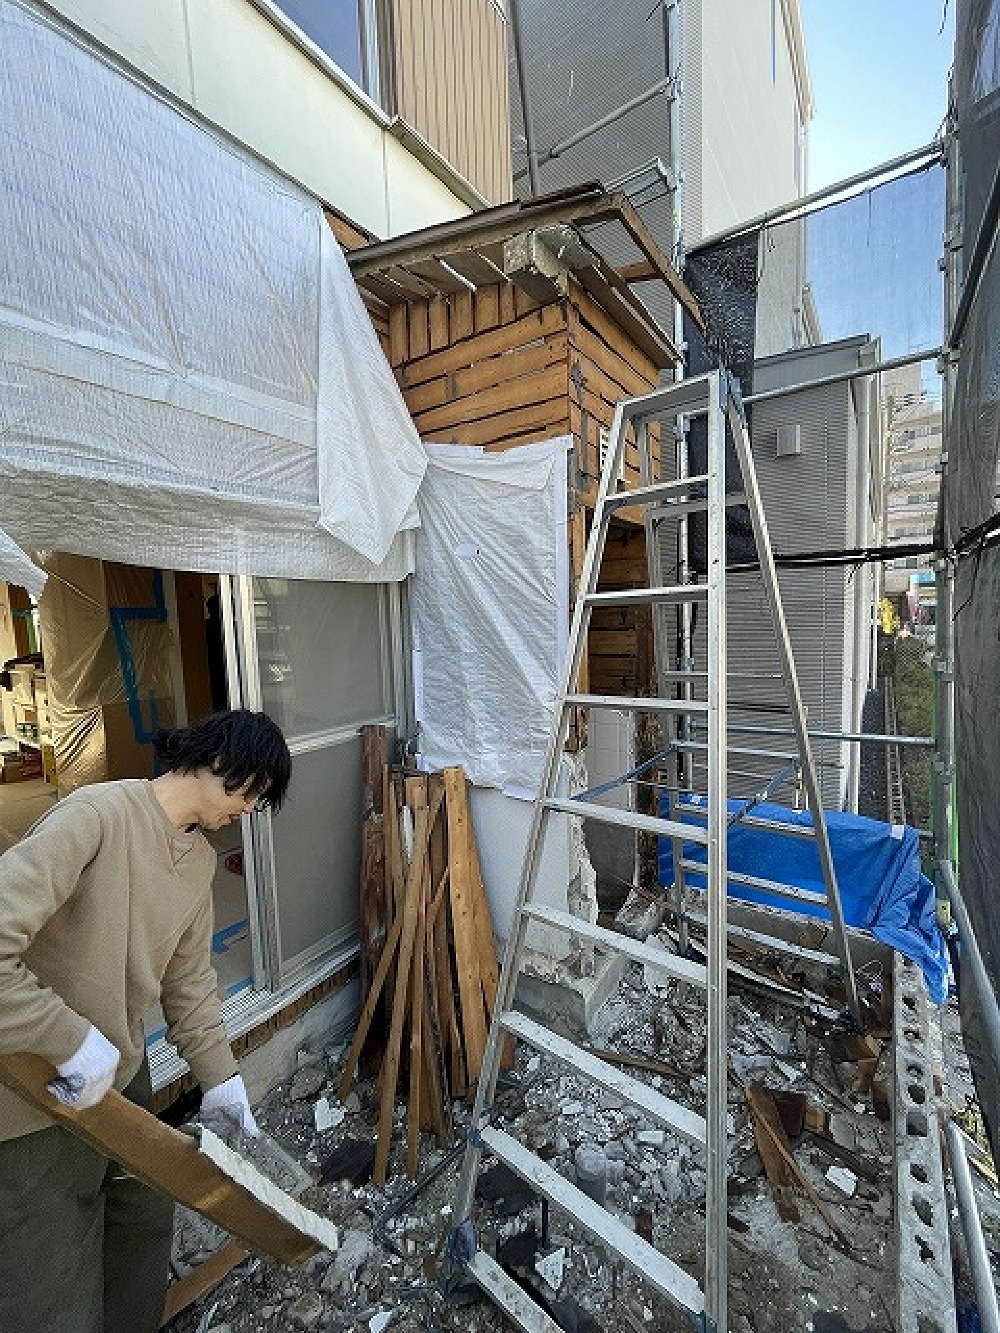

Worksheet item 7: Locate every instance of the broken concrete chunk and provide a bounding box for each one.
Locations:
[369,1310,393,1333]
[636,1128,665,1148]
[535,1246,566,1291]
[313,1097,345,1133]
[825,1164,858,1196]
[289,1066,327,1101]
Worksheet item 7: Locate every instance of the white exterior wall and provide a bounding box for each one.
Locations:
[38,0,473,238]
[684,0,810,244]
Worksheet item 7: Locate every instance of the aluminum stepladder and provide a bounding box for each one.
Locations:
[449,370,860,1333]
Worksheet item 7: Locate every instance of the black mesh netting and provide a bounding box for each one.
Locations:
[946,0,1000,1159]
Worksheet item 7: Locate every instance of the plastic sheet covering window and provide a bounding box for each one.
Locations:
[411,440,570,798]
[0,0,424,589]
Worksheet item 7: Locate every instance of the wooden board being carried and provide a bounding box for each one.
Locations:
[0,1053,338,1265]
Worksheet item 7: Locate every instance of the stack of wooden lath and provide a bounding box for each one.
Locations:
[340,727,505,1184]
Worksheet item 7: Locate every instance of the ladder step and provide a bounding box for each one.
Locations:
[676,858,829,910]
[544,797,710,845]
[649,490,748,522]
[498,1010,707,1146]
[584,586,707,609]
[464,1252,564,1333]
[602,474,711,513]
[674,801,818,841]
[480,1126,705,1317]
[682,908,841,966]
[566,693,709,715]
[522,904,708,987]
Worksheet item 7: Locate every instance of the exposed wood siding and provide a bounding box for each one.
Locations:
[389,0,512,204]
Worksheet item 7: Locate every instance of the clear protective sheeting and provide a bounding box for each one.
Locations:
[0,0,424,588]
[411,439,571,797]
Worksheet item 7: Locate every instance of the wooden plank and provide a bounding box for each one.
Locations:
[399,302,566,389]
[407,303,430,360]
[475,284,501,332]
[451,288,475,341]
[428,293,451,350]
[161,1242,250,1325]
[417,397,570,449]
[499,280,518,325]
[0,1055,330,1264]
[746,1084,801,1222]
[389,303,409,367]
[338,902,405,1100]
[406,852,428,1177]
[413,363,567,435]
[443,249,507,287]
[374,801,430,1185]
[568,281,660,385]
[403,333,568,417]
[570,319,658,402]
[358,727,389,1072]
[442,767,489,1085]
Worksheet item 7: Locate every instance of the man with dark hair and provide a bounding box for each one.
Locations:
[0,708,291,1333]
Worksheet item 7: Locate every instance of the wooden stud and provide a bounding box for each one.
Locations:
[374,802,430,1185]
[399,302,566,389]
[428,294,451,351]
[475,284,501,332]
[441,767,489,1085]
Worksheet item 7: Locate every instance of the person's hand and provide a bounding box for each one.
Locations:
[47,1025,120,1108]
[201,1073,259,1136]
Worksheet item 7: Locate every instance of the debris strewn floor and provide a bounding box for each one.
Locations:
[165,938,916,1333]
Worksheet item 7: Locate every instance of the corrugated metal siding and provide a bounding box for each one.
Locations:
[391,0,512,204]
[655,382,856,809]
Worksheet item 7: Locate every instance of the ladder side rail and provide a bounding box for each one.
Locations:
[723,388,861,1026]
[453,398,635,1223]
[704,371,728,1333]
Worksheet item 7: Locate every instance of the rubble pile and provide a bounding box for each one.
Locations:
[166,958,905,1333]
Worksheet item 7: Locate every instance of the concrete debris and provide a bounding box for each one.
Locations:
[535,1247,566,1291]
[824,1165,858,1197]
[313,1097,345,1133]
[166,952,916,1333]
[289,1065,327,1101]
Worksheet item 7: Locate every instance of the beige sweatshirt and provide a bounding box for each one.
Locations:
[0,778,238,1140]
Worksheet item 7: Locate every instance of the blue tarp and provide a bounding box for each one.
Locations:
[658,795,949,1004]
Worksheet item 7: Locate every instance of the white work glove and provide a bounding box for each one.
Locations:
[47,1024,120,1109]
[201,1073,259,1137]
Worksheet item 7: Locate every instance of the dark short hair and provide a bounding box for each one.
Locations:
[153,710,292,812]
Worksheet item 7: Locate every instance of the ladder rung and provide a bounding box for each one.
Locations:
[676,858,829,910]
[602,474,711,513]
[585,586,708,609]
[673,740,799,761]
[498,1011,707,1145]
[544,797,710,845]
[682,908,841,966]
[674,801,818,841]
[566,693,709,715]
[649,490,747,523]
[464,1252,564,1333]
[522,904,708,987]
[481,1127,705,1315]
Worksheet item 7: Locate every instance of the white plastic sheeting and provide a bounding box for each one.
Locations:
[412,439,570,797]
[0,0,424,589]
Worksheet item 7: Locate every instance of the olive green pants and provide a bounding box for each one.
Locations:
[0,1063,175,1333]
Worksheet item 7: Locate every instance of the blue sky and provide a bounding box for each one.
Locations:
[800,0,956,190]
